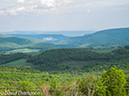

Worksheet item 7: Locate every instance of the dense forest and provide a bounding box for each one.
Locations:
[26,46,129,73]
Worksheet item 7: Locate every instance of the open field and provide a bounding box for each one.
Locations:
[1,59,32,66]
[6,48,40,53]
[59,60,106,69]
[90,49,113,53]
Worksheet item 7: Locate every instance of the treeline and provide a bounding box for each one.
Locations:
[0,66,129,96]
[82,47,129,72]
[0,53,29,65]
[26,47,129,72]
[125,45,129,49]
[26,48,109,71]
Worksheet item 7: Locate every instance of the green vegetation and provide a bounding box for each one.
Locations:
[0,34,76,54]
[0,66,129,96]
[56,28,129,48]
[0,46,129,95]
[58,60,106,70]
[89,49,112,53]
[26,48,109,71]
[78,43,127,49]
[0,66,83,96]
[0,34,46,45]
[0,34,54,53]
[10,34,68,43]
[27,44,57,51]
[27,51,42,56]
[0,42,21,48]
[1,46,129,75]
[0,28,129,95]
[25,47,129,73]
[7,48,40,54]
[0,53,29,65]
[125,45,129,49]
[1,28,129,54]
[0,59,32,67]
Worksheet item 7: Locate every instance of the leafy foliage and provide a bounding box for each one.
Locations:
[102,66,126,96]
[26,47,129,72]
[0,66,128,96]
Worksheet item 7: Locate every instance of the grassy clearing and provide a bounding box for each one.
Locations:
[0,52,42,67]
[59,60,106,68]
[90,49,113,53]
[1,59,33,67]
[7,48,40,53]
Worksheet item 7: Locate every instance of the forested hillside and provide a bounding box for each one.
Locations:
[0,34,76,53]
[10,34,68,43]
[0,34,48,49]
[0,34,61,53]
[26,46,129,73]
[0,34,47,45]
[56,28,129,46]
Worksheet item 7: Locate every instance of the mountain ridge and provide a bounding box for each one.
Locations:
[56,27,129,46]
[0,34,48,49]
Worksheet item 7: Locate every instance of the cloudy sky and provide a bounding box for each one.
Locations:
[0,0,129,33]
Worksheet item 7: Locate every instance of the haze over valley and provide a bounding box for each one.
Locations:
[0,0,129,95]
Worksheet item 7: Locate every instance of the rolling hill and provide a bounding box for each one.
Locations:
[0,34,76,53]
[10,34,69,43]
[56,28,129,47]
[0,34,51,50]
[24,47,129,72]
[1,27,129,51]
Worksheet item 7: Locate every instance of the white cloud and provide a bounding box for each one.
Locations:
[39,0,73,7]
[0,10,5,15]
[17,7,25,11]
[3,0,128,16]
[35,5,37,7]
[17,0,25,4]
[0,10,3,13]
[87,10,90,13]
[43,37,57,41]
[1,0,74,15]
[0,0,74,15]
[7,9,17,15]
[40,0,55,7]
[83,1,129,7]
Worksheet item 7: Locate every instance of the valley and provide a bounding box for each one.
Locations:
[0,28,129,96]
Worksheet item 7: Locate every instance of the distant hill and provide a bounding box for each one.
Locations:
[55,35,89,45]
[0,34,76,52]
[0,34,48,49]
[1,28,129,50]
[10,34,68,43]
[56,28,129,47]
[1,30,93,36]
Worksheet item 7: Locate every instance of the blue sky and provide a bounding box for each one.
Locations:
[0,0,129,34]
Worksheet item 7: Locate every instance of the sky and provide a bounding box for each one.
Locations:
[0,0,129,34]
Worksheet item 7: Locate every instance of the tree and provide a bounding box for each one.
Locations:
[102,66,126,96]
[17,80,41,96]
[79,74,106,96]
